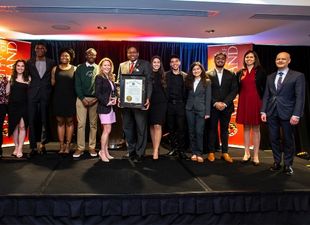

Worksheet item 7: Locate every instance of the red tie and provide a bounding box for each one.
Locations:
[129,62,135,74]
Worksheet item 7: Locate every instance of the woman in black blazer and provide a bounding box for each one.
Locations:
[185,62,211,163]
[236,50,267,166]
[95,57,117,162]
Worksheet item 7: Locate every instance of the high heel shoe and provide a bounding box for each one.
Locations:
[99,150,109,162]
[241,155,251,164]
[252,158,260,166]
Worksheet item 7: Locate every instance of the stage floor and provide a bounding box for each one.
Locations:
[1,143,309,195]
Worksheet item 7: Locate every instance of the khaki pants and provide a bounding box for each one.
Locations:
[76,97,98,151]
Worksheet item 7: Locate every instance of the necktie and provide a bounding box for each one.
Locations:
[129,62,135,74]
[276,72,283,90]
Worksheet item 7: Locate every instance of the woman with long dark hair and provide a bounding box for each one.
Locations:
[8,59,31,158]
[236,50,267,166]
[185,62,211,163]
[148,56,168,160]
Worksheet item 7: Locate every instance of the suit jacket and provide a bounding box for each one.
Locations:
[261,69,305,120]
[207,68,238,114]
[186,79,211,117]
[117,59,152,100]
[95,75,116,114]
[236,66,267,99]
[27,57,55,101]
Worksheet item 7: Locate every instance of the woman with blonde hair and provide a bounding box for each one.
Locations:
[95,57,117,162]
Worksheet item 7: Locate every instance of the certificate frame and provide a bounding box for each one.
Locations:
[119,74,146,109]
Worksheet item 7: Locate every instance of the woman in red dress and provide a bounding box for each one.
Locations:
[236,50,266,166]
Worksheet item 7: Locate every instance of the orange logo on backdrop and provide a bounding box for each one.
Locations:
[0,39,31,146]
[207,44,253,147]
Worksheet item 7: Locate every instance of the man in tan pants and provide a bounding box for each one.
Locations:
[73,48,99,158]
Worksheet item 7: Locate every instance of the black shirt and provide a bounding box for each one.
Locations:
[167,71,185,102]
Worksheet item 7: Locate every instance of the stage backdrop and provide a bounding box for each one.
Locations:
[0,39,31,146]
[208,44,253,147]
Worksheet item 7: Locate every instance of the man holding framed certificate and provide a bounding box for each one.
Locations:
[117,46,152,162]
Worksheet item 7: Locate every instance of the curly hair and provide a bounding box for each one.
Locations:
[185,62,209,90]
[11,59,30,84]
[59,47,75,63]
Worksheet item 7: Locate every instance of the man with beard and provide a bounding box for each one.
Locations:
[73,48,99,158]
[165,54,188,159]
[117,46,152,162]
[27,41,55,156]
[207,52,238,163]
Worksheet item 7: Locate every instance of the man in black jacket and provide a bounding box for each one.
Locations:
[27,41,55,156]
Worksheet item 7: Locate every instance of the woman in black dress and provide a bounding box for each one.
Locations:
[51,48,76,154]
[8,60,31,158]
[149,56,168,160]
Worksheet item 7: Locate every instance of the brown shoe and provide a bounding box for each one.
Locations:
[207,153,215,162]
[73,149,84,158]
[221,153,233,163]
[197,156,204,163]
[191,155,198,161]
[89,148,98,157]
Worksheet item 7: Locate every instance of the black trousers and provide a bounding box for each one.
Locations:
[122,108,148,157]
[208,108,232,153]
[166,102,186,152]
[28,99,49,149]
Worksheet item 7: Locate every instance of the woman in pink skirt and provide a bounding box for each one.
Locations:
[95,57,117,162]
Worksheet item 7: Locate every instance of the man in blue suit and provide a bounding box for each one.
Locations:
[261,52,305,175]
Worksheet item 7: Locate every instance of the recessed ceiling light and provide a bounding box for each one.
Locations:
[205,29,215,34]
[97,26,107,30]
[52,25,71,30]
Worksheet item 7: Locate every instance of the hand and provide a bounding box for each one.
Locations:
[82,98,89,107]
[205,115,210,119]
[261,113,267,122]
[290,116,300,125]
[117,98,121,108]
[88,98,98,106]
[143,98,150,110]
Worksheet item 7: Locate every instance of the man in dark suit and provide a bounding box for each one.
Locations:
[117,46,152,162]
[207,52,238,163]
[261,52,305,175]
[27,41,55,156]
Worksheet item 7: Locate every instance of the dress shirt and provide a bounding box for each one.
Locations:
[274,68,289,89]
[193,77,201,92]
[215,68,223,86]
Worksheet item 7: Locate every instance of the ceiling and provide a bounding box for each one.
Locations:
[1,0,310,45]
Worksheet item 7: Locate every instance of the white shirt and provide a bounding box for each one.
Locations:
[215,68,223,86]
[86,62,95,67]
[274,68,289,89]
[193,77,201,92]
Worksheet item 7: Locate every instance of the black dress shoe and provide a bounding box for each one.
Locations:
[29,149,38,157]
[133,155,143,163]
[167,149,178,156]
[178,152,188,159]
[269,162,281,171]
[283,165,294,176]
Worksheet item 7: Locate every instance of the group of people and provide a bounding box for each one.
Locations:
[0,42,305,176]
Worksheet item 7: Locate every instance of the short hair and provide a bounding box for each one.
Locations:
[85,48,97,55]
[214,52,227,59]
[59,47,75,63]
[170,54,180,61]
[35,40,47,48]
[127,46,138,53]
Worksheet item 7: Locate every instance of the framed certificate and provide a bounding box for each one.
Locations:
[119,74,146,109]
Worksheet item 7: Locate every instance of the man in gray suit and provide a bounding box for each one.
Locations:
[118,46,152,162]
[261,52,305,175]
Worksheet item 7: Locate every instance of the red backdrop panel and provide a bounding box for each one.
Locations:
[0,39,31,146]
[207,44,253,147]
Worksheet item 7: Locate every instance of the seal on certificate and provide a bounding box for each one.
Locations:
[126,95,132,102]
